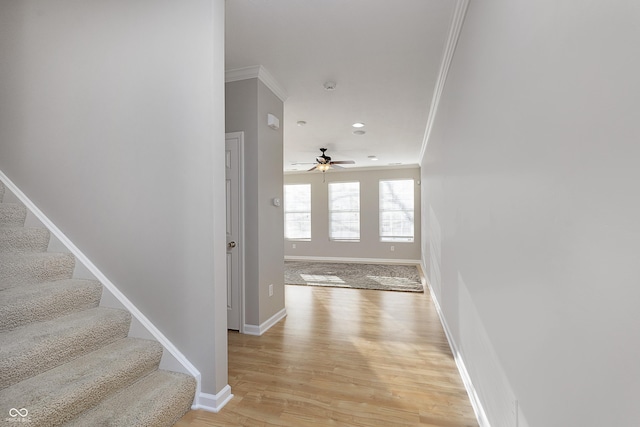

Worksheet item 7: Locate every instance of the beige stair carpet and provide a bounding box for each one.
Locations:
[0,180,195,426]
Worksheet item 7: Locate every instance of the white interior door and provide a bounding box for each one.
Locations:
[225,132,244,331]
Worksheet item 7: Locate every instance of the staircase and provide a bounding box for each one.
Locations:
[0,181,196,426]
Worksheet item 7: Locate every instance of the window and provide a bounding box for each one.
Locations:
[379,179,414,242]
[329,182,360,241]
[284,184,311,240]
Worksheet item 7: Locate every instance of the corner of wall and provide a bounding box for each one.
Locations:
[244,308,287,336]
[192,385,234,413]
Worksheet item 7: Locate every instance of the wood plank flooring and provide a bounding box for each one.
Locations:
[175,285,478,427]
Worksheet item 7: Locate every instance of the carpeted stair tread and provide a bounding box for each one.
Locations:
[0,227,50,253]
[64,370,196,427]
[0,252,75,289]
[0,203,27,226]
[0,307,131,389]
[0,279,102,332]
[0,338,163,427]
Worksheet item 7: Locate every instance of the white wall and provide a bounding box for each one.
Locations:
[284,167,421,262]
[0,0,228,396]
[226,78,285,327]
[422,1,640,426]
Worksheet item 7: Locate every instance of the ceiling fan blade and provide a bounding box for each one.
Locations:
[330,160,355,165]
[331,164,345,169]
[307,165,318,172]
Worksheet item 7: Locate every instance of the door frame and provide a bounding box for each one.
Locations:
[226,131,246,333]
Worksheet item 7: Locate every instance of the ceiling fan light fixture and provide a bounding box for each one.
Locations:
[323,81,337,91]
[308,148,355,177]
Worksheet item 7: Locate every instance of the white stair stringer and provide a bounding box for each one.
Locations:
[0,178,197,425]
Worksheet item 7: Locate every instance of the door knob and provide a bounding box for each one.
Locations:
[228,241,237,249]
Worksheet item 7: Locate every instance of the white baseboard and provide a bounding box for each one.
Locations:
[0,171,209,407]
[192,385,233,413]
[285,255,421,265]
[244,307,287,336]
[423,274,491,427]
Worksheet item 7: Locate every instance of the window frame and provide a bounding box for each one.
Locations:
[328,181,361,242]
[283,183,312,241]
[379,179,415,243]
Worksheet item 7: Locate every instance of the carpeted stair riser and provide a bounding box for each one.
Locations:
[0,307,131,390]
[0,227,50,252]
[0,203,27,226]
[0,252,75,290]
[0,279,103,332]
[64,370,197,427]
[0,338,163,427]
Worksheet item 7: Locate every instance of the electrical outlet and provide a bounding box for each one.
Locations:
[390,246,395,252]
[269,284,274,297]
[292,243,296,249]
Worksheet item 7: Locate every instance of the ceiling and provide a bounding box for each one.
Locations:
[225,0,456,172]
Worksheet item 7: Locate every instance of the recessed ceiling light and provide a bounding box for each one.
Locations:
[353,130,366,135]
[352,122,365,128]
[297,120,307,126]
[368,155,378,161]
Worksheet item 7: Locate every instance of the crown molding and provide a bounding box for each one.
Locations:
[419,0,470,163]
[225,65,288,102]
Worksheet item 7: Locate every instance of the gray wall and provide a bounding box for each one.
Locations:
[0,0,228,394]
[226,78,285,326]
[421,1,640,426]
[284,167,421,261]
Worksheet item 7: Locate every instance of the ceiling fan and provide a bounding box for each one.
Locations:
[306,148,355,172]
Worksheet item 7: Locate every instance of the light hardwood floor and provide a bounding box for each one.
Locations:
[176,285,478,427]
